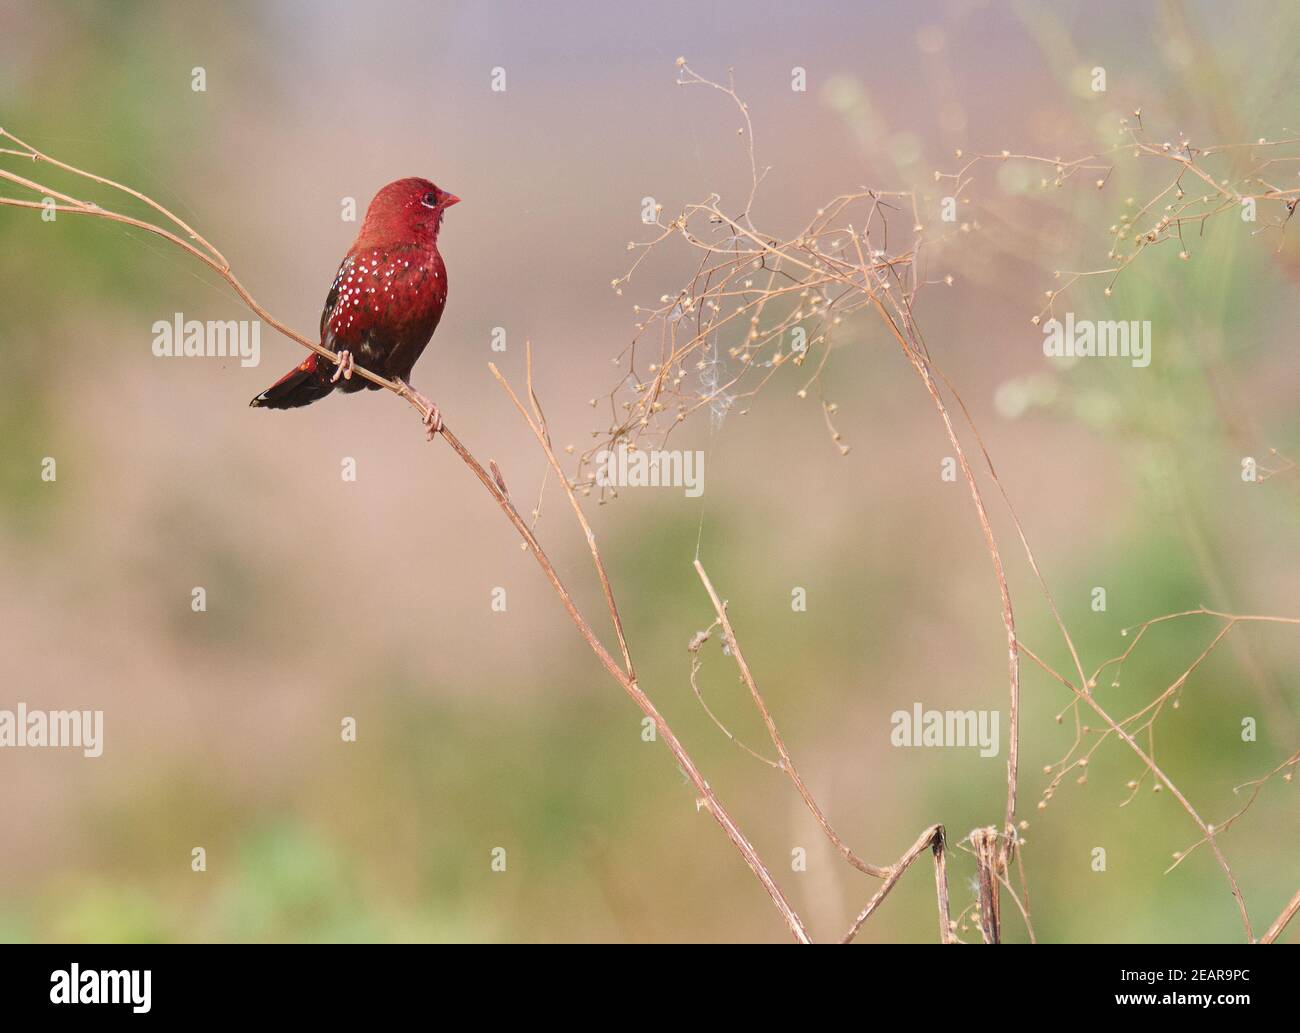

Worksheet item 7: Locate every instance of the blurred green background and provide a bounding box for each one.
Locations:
[0,0,1296,943]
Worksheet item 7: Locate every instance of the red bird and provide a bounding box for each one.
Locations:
[250,177,458,435]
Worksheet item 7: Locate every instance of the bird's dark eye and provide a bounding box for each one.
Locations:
[421,191,438,208]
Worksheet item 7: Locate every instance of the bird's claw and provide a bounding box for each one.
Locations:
[330,350,355,383]
[423,404,443,440]
[396,380,442,439]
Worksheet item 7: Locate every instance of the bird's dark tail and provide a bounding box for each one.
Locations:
[249,354,336,410]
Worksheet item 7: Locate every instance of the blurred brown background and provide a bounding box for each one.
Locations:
[0,0,1297,942]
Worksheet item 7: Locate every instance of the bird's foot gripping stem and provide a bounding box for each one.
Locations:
[399,381,442,439]
[330,350,355,383]
[423,405,443,440]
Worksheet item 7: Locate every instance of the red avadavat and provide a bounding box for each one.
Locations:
[250,177,458,434]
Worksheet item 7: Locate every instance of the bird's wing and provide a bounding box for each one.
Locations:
[319,254,357,351]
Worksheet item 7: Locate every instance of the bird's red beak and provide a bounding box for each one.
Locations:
[443,192,461,208]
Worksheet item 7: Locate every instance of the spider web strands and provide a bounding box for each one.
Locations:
[589,192,925,478]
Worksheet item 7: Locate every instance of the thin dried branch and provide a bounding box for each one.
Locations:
[839,824,953,945]
[686,621,782,768]
[969,827,1002,945]
[1261,887,1300,944]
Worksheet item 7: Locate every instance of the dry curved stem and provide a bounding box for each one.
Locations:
[1001,850,1037,944]
[494,344,636,680]
[686,621,782,768]
[1,128,813,944]
[839,824,953,945]
[969,827,1002,944]
[692,560,956,941]
[694,559,891,879]
[673,61,766,230]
